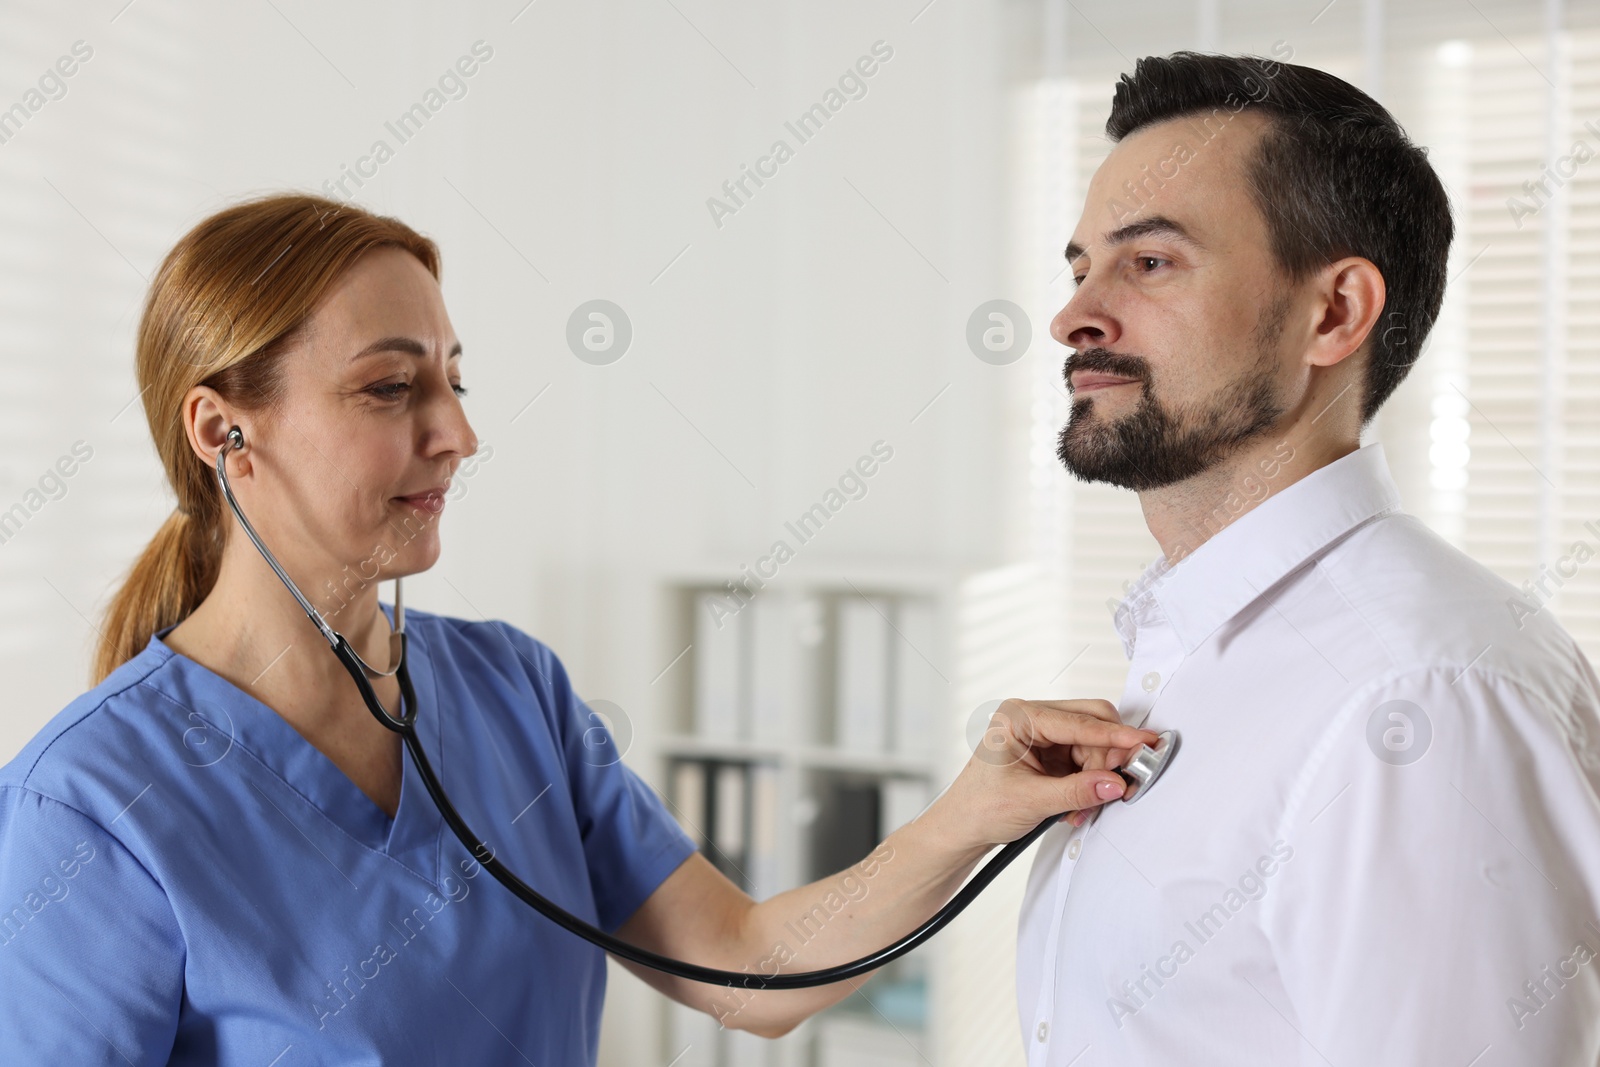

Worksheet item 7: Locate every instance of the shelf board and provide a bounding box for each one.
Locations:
[796,745,934,776]
[658,733,787,763]
[662,561,957,594]
[659,733,936,777]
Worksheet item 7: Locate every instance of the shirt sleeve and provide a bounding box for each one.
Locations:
[496,623,698,932]
[0,785,184,1065]
[1263,666,1600,1065]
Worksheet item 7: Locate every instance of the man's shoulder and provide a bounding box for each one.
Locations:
[1313,509,1589,694]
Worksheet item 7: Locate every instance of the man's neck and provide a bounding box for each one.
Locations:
[1139,427,1360,564]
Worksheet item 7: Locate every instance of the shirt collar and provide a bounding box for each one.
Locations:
[1112,442,1403,658]
[1112,553,1176,659]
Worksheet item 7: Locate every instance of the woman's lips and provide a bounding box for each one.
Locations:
[393,489,447,514]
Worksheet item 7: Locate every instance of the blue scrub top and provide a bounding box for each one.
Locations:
[0,607,698,1065]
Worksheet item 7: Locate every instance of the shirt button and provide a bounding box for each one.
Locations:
[1037,1021,1049,1042]
[1141,670,1161,692]
[1066,838,1082,860]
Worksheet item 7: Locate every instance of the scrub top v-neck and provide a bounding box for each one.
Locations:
[0,607,698,1066]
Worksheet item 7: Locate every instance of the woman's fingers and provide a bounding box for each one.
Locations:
[977,700,1158,779]
[1027,767,1127,816]
[1071,744,1141,773]
[944,697,1163,849]
[1025,697,1126,723]
[995,698,1159,754]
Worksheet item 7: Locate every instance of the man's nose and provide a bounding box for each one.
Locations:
[1052,287,1121,351]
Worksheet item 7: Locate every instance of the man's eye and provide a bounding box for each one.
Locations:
[1136,256,1168,272]
[1072,276,1086,287]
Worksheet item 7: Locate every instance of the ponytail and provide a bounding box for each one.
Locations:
[90,194,440,683]
[93,508,222,683]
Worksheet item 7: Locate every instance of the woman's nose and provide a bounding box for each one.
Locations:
[426,377,478,461]
[446,401,479,461]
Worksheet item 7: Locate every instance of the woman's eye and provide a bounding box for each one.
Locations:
[365,378,466,400]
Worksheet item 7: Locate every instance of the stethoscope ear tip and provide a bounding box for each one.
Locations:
[225,426,245,451]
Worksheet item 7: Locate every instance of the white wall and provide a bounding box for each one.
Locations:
[0,2,1021,1062]
[0,0,1020,747]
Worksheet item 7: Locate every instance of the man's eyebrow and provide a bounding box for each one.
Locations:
[349,336,464,361]
[1064,215,1207,267]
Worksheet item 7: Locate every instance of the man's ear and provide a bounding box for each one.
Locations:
[183,386,249,475]
[1307,256,1386,369]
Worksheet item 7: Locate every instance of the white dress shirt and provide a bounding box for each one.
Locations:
[1017,442,1600,1066]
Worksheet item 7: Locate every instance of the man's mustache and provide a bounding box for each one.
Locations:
[1063,348,1150,392]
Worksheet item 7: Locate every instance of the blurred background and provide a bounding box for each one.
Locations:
[2,0,1598,1063]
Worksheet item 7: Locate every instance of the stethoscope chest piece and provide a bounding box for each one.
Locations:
[1118,729,1180,803]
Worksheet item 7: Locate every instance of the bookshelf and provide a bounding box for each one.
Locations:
[655,569,957,1067]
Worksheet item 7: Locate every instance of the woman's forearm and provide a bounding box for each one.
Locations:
[710,800,993,1037]
[623,702,1156,1037]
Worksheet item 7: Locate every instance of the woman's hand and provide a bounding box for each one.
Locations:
[931,698,1161,852]
[615,696,1158,1037]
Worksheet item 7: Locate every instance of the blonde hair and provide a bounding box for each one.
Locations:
[92,194,440,684]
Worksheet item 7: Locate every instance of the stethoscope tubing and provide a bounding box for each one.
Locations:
[215,427,1066,990]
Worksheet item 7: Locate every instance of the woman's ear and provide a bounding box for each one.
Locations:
[183,386,248,475]
[1307,256,1386,369]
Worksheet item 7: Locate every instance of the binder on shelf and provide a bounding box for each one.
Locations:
[712,763,746,861]
[668,761,707,846]
[891,598,940,758]
[693,591,745,743]
[747,763,781,899]
[663,578,950,1065]
[811,779,881,882]
[793,594,829,746]
[835,597,890,753]
[748,592,793,747]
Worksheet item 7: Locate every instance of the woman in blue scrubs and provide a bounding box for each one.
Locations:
[0,194,1156,1065]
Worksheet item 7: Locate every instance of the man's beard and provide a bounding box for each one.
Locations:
[1056,300,1289,492]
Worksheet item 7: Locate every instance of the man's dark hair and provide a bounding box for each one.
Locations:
[1106,52,1454,426]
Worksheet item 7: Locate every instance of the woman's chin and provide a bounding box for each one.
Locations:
[381,543,442,581]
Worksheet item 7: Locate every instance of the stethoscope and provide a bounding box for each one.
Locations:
[214,426,1180,990]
